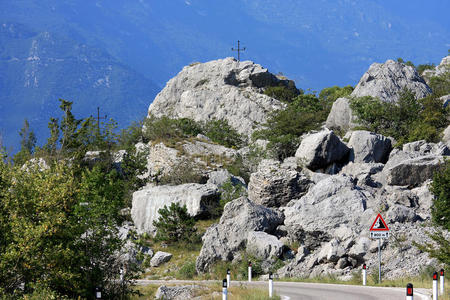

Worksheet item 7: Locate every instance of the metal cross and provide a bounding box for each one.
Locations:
[231,40,246,61]
[91,107,107,132]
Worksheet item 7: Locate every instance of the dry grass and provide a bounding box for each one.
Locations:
[133,283,280,300]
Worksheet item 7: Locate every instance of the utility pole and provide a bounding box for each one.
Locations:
[231,40,246,61]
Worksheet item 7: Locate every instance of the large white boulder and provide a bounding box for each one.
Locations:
[195,197,284,273]
[131,183,220,234]
[347,130,392,163]
[248,159,310,207]
[147,57,289,137]
[295,129,349,171]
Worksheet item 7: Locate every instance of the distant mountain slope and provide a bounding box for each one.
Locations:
[0,0,448,151]
[0,22,158,150]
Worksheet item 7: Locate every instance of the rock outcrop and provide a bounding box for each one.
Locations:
[131,183,220,234]
[326,60,432,130]
[347,131,392,163]
[196,197,284,273]
[147,57,288,137]
[248,159,310,207]
[422,55,450,82]
[351,60,432,102]
[283,175,368,243]
[385,155,445,186]
[295,129,349,171]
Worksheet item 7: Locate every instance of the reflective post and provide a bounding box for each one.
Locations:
[269,272,273,298]
[222,279,228,300]
[95,287,102,299]
[362,263,367,286]
[406,283,413,300]
[433,272,438,300]
[227,269,231,288]
[248,262,252,282]
[440,269,444,296]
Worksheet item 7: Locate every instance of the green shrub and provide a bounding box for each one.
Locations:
[416,63,435,75]
[318,85,353,110]
[153,202,198,244]
[264,85,300,103]
[177,259,197,279]
[203,119,244,148]
[349,89,449,146]
[156,159,205,185]
[143,116,203,142]
[253,93,327,159]
[223,154,251,184]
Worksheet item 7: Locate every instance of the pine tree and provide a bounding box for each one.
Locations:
[153,202,197,243]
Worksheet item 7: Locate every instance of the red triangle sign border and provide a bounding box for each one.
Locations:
[369,213,390,231]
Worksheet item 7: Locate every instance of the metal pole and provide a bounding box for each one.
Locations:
[406,283,413,300]
[362,264,367,286]
[440,269,445,296]
[269,272,273,298]
[222,279,228,300]
[378,239,381,283]
[433,272,438,300]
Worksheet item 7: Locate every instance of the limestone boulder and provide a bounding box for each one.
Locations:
[295,129,350,171]
[246,231,285,260]
[284,175,368,245]
[347,130,392,163]
[131,183,220,234]
[384,155,445,186]
[351,59,432,102]
[147,57,289,137]
[155,285,201,300]
[248,159,311,207]
[196,197,284,273]
[402,140,450,156]
[150,251,173,267]
[325,97,356,131]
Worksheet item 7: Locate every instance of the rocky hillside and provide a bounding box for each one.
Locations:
[130,57,449,281]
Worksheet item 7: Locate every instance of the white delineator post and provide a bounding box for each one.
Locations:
[433,272,438,300]
[406,283,413,300]
[222,279,228,300]
[362,263,367,286]
[248,262,252,282]
[269,272,273,298]
[227,269,231,288]
[440,269,445,296]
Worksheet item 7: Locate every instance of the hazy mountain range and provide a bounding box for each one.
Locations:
[1,0,448,151]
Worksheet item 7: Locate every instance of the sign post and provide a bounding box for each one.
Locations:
[369,213,390,283]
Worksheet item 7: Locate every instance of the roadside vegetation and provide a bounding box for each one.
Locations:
[1,99,147,299]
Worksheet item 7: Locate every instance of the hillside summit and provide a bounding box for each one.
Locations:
[131,56,449,282]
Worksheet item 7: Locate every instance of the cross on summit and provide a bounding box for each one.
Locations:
[231,40,246,62]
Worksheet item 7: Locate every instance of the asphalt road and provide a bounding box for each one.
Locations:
[137,280,431,300]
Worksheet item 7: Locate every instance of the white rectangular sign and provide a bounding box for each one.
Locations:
[370,231,389,239]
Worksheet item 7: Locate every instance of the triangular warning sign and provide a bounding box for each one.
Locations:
[369,213,389,231]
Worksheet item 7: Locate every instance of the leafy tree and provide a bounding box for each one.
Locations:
[396,57,415,67]
[153,203,197,244]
